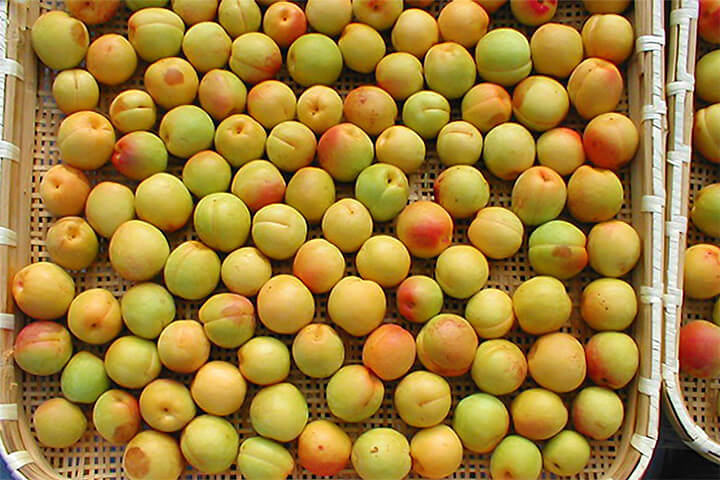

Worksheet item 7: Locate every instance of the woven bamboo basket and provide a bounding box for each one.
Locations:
[663,0,720,464]
[0,0,665,478]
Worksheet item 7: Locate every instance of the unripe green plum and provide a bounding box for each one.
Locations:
[250,383,308,442]
[351,428,411,480]
[163,241,221,300]
[61,351,110,404]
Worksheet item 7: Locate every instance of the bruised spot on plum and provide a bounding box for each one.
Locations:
[71,22,88,45]
[113,422,136,443]
[164,68,184,86]
[124,447,150,477]
[553,245,572,258]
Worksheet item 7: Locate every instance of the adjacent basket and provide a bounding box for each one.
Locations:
[663,0,720,463]
[0,1,665,478]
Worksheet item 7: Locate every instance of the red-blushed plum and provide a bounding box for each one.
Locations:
[396,201,453,258]
[679,320,720,378]
[511,0,558,26]
[231,160,285,212]
[14,321,72,376]
[262,1,307,48]
[228,32,282,84]
[112,131,168,181]
[461,83,513,133]
[317,123,374,182]
[583,112,639,170]
[298,420,352,477]
[362,324,416,380]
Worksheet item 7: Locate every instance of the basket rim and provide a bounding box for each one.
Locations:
[662,0,720,464]
[0,1,665,479]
